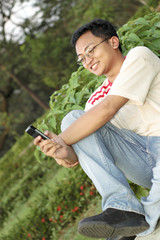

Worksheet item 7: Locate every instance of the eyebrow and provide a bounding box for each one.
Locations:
[77,42,94,57]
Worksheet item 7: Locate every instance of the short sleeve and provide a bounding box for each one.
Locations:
[108,46,160,105]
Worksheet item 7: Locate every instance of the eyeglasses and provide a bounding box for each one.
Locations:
[77,38,108,66]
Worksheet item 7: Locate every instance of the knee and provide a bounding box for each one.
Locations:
[61,110,85,131]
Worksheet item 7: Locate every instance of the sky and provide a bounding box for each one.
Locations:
[4,0,40,41]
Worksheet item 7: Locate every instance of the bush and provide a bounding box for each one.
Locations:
[37,13,160,155]
[118,12,160,56]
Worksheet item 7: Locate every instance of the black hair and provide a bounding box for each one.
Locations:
[71,19,122,52]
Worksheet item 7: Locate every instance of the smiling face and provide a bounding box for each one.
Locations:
[75,31,124,81]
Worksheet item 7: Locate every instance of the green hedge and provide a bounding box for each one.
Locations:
[118,12,160,56]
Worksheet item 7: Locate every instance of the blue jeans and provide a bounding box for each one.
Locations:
[61,110,160,236]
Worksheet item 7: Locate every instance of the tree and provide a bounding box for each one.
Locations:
[0,41,50,154]
[0,0,51,155]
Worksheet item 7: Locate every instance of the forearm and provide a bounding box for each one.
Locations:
[59,95,128,145]
[59,106,111,145]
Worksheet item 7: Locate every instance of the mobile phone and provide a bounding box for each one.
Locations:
[25,125,50,140]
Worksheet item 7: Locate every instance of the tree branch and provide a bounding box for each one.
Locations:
[0,65,49,110]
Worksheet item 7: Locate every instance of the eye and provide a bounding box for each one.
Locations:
[86,47,94,56]
[77,56,85,65]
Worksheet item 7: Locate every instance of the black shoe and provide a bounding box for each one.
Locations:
[107,236,136,240]
[78,208,149,238]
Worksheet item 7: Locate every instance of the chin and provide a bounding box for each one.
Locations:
[93,72,103,76]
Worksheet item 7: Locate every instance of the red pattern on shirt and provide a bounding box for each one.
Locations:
[88,80,112,105]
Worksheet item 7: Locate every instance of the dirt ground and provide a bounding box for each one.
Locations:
[136,221,160,240]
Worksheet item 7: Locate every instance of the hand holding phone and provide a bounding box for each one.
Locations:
[25,125,50,140]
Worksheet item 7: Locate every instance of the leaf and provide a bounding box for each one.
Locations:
[86,79,97,88]
[53,110,64,115]
[49,116,57,130]
[131,25,145,34]
[38,123,49,130]
[118,25,131,34]
[75,92,83,104]
[34,149,42,164]
[71,105,84,110]
[128,33,141,42]
[154,21,160,28]
[134,17,149,26]
[139,29,153,37]
[152,30,160,38]
[69,96,76,104]
[145,43,160,52]
[151,39,160,48]
[69,76,80,89]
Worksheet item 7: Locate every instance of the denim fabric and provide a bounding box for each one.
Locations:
[61,110,160,236]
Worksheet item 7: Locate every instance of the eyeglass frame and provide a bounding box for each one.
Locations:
[77,37,109,66]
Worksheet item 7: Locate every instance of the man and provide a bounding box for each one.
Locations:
[34,19,160,240]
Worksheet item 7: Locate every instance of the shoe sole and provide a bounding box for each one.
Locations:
[78,221,148,238]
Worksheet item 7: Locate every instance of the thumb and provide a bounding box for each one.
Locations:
[44,130,57,139]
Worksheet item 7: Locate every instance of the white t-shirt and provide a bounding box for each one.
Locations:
[85,46,160,136]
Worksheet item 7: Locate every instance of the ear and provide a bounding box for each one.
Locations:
[109,36,120,50]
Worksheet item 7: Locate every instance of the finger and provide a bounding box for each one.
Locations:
[44,144,61,155]
[47,145,62,157]
[44,131,57,139]
[56,160,75,168]
[40,142,62,157]
[55,158,69,167]
[33,136,42,146]
[39,140,58,151]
